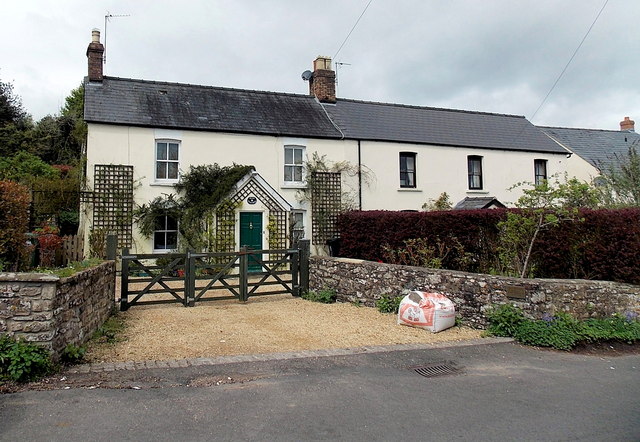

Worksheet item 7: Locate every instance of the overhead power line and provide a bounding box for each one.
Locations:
[529,0,609,122]
[333,0,374,60]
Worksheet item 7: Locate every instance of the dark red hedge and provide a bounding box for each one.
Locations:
[337,208,640,285]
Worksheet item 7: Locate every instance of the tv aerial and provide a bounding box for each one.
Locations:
[103,11,130,64]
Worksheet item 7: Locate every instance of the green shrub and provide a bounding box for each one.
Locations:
[0,335,53,382]
[486,304,526,337]
[60,343,86,364]
[302,288,336,304]
[513,317,579,351]
[376,294,402,314]
[486,304,640,350]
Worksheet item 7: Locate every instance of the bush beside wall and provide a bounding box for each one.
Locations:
[337,208,640,285]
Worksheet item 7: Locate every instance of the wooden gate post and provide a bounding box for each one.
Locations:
[291,249,300,297]
[120,248,129,311]
[298,239,310,296]
[106,234,118,260]
[185,250,196,307]
[239,247,249,302]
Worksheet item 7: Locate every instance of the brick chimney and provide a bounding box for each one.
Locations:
[620,116,635,132]
[309,56,336,103]
[86,29,104,82]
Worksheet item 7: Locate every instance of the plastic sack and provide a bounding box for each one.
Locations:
[397,291,456,333]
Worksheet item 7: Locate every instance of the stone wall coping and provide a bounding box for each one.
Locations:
[0,272,59,282]
[312,256,640,289]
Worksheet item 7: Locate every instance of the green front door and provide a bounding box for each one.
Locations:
[239,212,263,272]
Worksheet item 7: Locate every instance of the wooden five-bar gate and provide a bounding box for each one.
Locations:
[119,240,310,310]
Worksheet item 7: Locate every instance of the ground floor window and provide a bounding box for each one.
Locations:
[154,215,178,251]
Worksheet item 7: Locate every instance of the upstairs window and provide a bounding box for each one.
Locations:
[154,215,178,251]
[534,159,548,186]
[284,145,305,183]
[399,152,416,188]
[156,140,180,181]
[468,155,483,190]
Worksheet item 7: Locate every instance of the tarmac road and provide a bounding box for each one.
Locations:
[1,341,638,441]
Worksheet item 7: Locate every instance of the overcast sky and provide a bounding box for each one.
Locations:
[1,0,637,130]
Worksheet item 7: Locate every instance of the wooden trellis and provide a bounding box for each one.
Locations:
[216,179,289,253]
[311,171,341,244]
[92,165,134,248]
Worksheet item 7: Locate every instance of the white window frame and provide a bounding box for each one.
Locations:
[284,145,305,184]
[155,139,180,183]
[153,215,178,252]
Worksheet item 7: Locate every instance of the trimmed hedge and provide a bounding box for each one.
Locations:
[337,208,640,285]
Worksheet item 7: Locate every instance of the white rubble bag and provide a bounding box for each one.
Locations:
[397,291,456,332]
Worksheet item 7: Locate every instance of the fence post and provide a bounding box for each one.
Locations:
[185,250,196,307]
[299,239,310,296]
[120,247,129,311]
[106,234,118,260]
[239,247,248,302]
[291,249,300,297]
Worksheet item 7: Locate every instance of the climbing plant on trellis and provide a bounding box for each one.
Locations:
[91,164,134,249]
[311,171,341,244]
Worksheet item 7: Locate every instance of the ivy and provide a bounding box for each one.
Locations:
[134,164,254,250]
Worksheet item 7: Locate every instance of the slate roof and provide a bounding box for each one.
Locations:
[324,99,566,153]
[453,197,506,210]
[539,126,640,171]
[84,76,566,154]
[84,77,342,139]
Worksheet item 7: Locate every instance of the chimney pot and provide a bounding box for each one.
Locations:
[620,116,635,132]
[309,56,336,103]
[86,29,104,82]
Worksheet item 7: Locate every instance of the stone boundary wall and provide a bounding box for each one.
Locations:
[0,261,116,360]
[310,257,640,327]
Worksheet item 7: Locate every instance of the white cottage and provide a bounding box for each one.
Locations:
[81,30,572,255]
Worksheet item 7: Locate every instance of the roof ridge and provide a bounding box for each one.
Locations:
[102,76,315,100]
[336,97,527,119]
[538,125,637,134]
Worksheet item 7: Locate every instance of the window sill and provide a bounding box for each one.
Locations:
[467,190,489,195]
[281,183,307,189]
[397,188,422,192]
[150,181,178,187]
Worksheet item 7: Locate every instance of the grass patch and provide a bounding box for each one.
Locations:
[91,315,127,345]
[37,258,104,278]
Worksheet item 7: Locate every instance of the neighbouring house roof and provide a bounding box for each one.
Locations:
[453,197,506,210]
[539,126,640,172]
[324,99,566,154]
[84,76,566,154]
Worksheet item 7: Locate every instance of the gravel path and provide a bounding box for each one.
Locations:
[87,293,484,363]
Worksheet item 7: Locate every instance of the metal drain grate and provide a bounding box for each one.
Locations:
[411,362,461,378]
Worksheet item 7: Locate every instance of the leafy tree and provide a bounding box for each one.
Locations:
[422,192,453,211]
[498,177,594,278]
[0,78,28,126]
[0,151,59,183]
[597,146,640,207]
